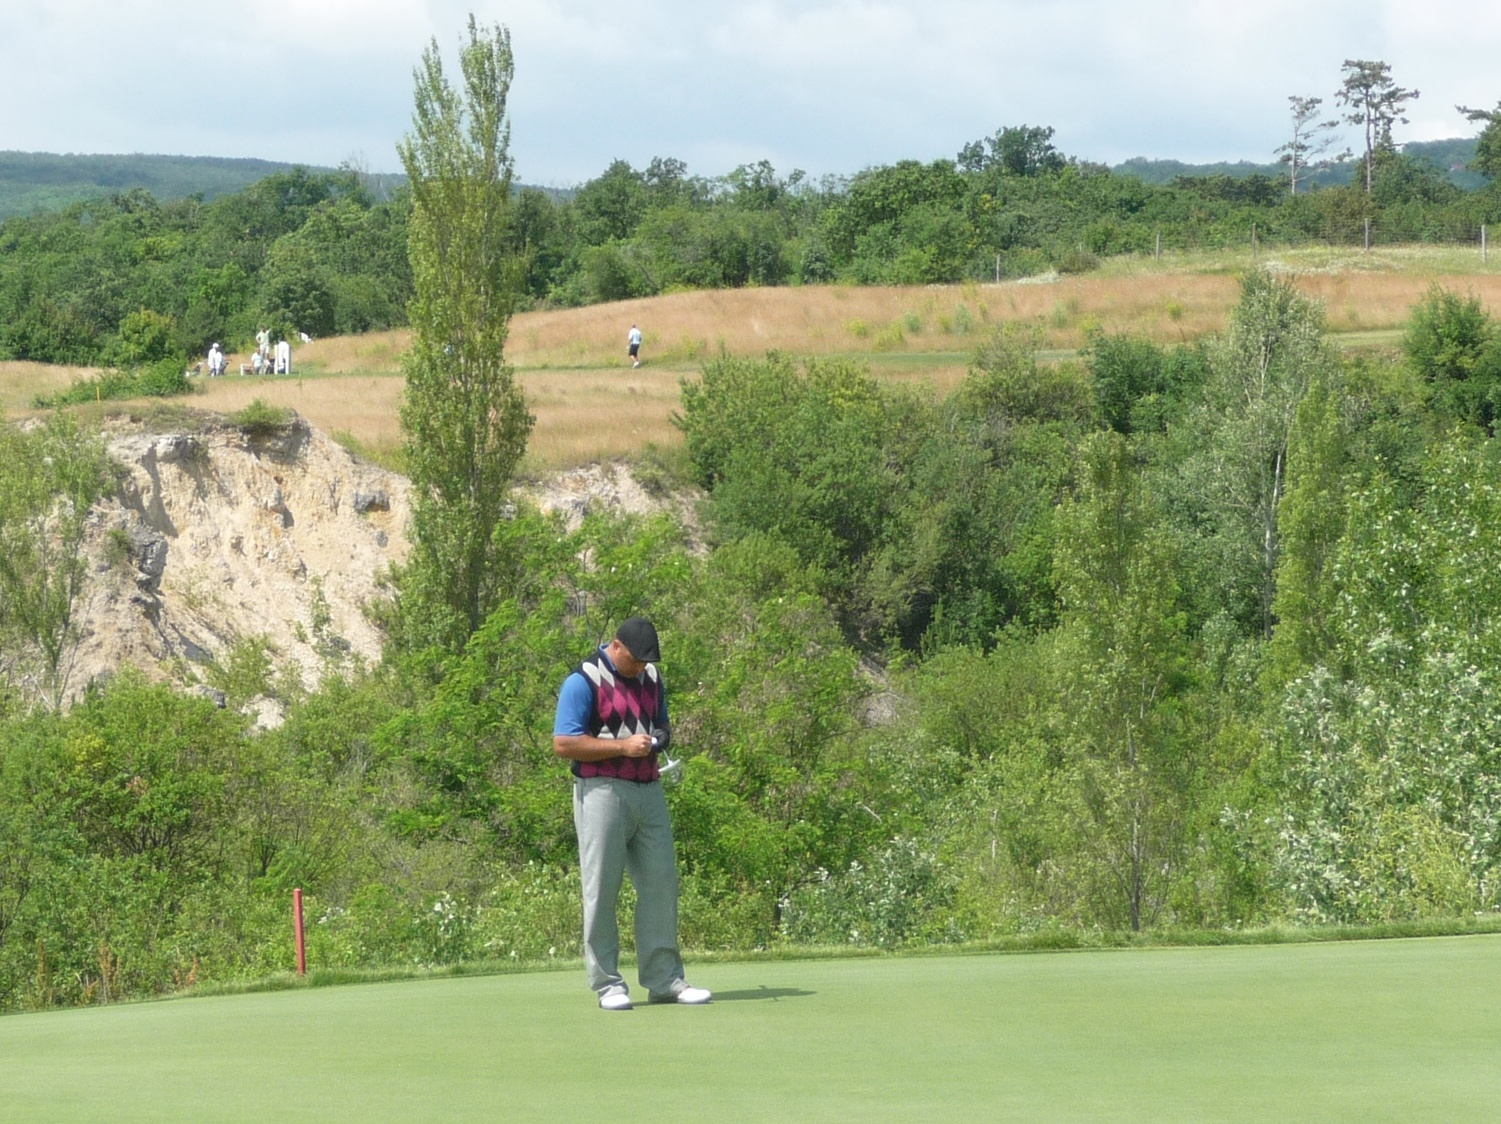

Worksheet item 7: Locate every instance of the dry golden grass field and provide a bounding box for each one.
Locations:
[0,361,94,412]
[9,247,1501,471]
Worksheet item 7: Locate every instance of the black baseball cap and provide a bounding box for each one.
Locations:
[615,617,661,662]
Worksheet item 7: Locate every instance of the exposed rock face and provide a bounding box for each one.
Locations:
[521,462,699,544]
[67,413,411,699]
[352,489,390,514]
[57,414,694,704]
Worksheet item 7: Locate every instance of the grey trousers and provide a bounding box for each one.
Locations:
[573,776,684,996]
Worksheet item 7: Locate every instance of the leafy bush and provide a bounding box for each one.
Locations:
[1273,436,1501,922]
[781,838,961,947]
[966,323,1094,426]
[630,441,694,498]
[1055,246,1100,274]
[231,397,294,435]
[0,413,113,705]
[33,358,191,408]
[1403,285,1501,429]
[1088,333,1209,434]
[115,309,176,365]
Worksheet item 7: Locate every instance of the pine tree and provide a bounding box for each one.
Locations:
[1336,60,1418,194]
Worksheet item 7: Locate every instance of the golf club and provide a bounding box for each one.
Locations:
[653,733,681,783]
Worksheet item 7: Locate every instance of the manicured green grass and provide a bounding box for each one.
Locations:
[3,935,1499,1121]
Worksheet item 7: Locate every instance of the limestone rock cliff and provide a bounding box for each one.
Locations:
[67,413,410,699]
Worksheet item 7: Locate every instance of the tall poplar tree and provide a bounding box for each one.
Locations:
[1054,432,1192,932]
[397,17,534,650]
[1181,272,1332,638]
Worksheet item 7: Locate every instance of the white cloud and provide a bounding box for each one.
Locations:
[1,0,1496,180]
[244,0,432,52]
[707,1,915,66]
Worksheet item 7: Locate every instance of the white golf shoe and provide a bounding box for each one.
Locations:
[651,982,711,1005]
[598,988,632,1011]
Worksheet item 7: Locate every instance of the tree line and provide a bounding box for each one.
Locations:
[4,59,1501,368]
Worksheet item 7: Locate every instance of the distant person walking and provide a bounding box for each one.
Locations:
[206,342,225,378]
[627,324,642,368]
[255,327,271,365]
[274,339,292,375]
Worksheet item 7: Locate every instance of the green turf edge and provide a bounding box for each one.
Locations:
[61,910,1490,1016]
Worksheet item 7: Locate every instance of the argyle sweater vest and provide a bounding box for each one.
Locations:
[572,651,663,782]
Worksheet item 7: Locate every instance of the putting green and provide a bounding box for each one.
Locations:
[3,936,1498,1121]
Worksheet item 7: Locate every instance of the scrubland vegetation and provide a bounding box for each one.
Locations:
[6,38,1501,1017]
[5,269,1501,1011]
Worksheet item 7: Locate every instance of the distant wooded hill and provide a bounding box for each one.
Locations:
[0,152,585,219]
[3,139,1483,222]
[1114,138,1485,191]
[0,152,409,219]
[0,153,329,218]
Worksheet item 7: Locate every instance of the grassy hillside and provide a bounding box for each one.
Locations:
[9,248,1495,470]
[3,938,1499,1121]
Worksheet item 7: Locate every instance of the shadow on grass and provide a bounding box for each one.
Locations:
[710,986,815,1003]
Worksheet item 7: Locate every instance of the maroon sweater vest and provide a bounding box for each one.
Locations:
[573,651,663,782]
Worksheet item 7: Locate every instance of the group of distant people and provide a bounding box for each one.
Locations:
[196,328,308,377]
[202,324,643,378]
[250,328,294,376]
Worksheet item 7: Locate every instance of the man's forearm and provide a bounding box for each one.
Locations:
[553,735,639,762]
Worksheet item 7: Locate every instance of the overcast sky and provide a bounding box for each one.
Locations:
[4,1,1500,186]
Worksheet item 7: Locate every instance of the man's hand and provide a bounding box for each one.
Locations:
[617,733,653,758]
[553,732,654,762]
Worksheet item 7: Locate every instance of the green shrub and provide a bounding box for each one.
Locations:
[136,357,192,397]
[232,398,294,435]
[115,309,176,365]
[872,322,906,351]
[1403,285,1501,429]
[631,441,694,498]
[966,323,1094,425]
[33,358,191,408]
[1405,285,1493,382]
[205,636,278,707]
[781,838,961,947]
[1056,247,1100,274]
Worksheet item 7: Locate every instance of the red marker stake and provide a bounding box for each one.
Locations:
[293,888,307,977]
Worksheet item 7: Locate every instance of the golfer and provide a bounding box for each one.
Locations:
[553,617,710,1010]
[627,324,643,368]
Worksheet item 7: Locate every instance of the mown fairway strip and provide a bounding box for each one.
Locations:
[2,935,1498,1122]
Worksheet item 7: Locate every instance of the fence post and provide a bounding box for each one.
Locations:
[1364,217,1371,253]
[293,888,307,976]
[1155,230,1161,260]
[1484,224,1488,264]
